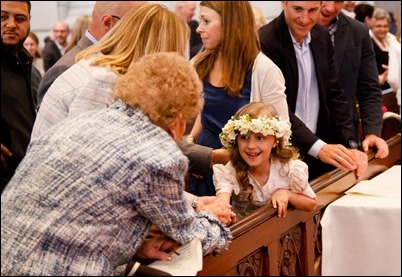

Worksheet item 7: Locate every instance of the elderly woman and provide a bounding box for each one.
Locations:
[1,52,232,276]
[370,7,397,92]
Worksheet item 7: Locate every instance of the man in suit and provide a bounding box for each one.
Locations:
[318,1,388,159]
[41,21,69,71]
[37,1,146,107]
[259,1,368,181]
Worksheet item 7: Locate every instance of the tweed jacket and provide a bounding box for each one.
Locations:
[1,102,232,276]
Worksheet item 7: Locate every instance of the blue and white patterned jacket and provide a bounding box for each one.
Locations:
[1,101,231,276]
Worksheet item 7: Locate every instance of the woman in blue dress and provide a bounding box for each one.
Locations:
[187,1,289,196]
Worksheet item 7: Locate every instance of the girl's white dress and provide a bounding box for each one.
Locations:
[213,159,316,217]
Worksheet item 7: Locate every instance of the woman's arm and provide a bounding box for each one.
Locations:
[187,113,202,142]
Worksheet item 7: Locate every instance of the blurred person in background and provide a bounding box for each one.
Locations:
[342,1,355,18]
[64,14,92,53]
[370,8,397,94]
[354,3,375,29]
[252,5,267,30]
[175,1,203,59]
[24,31,44,75]
[42,20,69,71]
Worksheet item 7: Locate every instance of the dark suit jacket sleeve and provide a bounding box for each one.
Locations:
[42,40,62,72]
[178,141,212,176]
[30,65,42,109]
[356,29,383,136]
[335,14,383,137]
[310,26,357,146]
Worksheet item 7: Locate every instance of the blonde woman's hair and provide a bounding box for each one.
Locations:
[114,52,204,131]
[76,3,190,75]
[65,14,92,53]
[230,102,299,201]
[193,1,260,97]
[252,6,267,30]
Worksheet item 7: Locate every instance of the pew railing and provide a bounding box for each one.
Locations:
[198,134,401,276]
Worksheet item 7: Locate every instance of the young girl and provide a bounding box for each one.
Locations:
[213,102,317,220]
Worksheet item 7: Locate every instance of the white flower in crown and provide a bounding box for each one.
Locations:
[219,114,292,149]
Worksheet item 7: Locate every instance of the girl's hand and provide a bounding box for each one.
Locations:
[270,189,290,218]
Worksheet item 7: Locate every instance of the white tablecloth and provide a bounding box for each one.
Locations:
[321,165,401,276]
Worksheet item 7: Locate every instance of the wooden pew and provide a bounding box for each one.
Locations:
[198,134,401,276]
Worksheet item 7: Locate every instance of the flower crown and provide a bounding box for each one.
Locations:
[219,114,292,148]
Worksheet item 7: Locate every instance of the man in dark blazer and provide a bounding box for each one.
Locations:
[318,1,388,159]
[258,1,368,181]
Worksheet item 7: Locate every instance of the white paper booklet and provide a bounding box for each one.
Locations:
[147,237,203,276]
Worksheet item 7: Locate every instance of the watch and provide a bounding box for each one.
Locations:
[348,139,359,149]
[191,196,198,209]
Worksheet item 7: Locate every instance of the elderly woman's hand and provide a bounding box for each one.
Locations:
[135,235,179,261]
[196,196,236,226]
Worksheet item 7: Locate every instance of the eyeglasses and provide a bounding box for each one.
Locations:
[111,15,121,20]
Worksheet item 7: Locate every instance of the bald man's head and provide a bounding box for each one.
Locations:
[90,1,148,40]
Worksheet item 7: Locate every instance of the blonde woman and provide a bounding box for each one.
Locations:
[33,3,189,138]
[187,1,288,196]
[64,14,92,53]
[1,52,232,276]
[370,8,397,92]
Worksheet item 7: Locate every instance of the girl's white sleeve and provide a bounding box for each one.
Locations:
[288,159,316,199]
[212,163,240,195]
